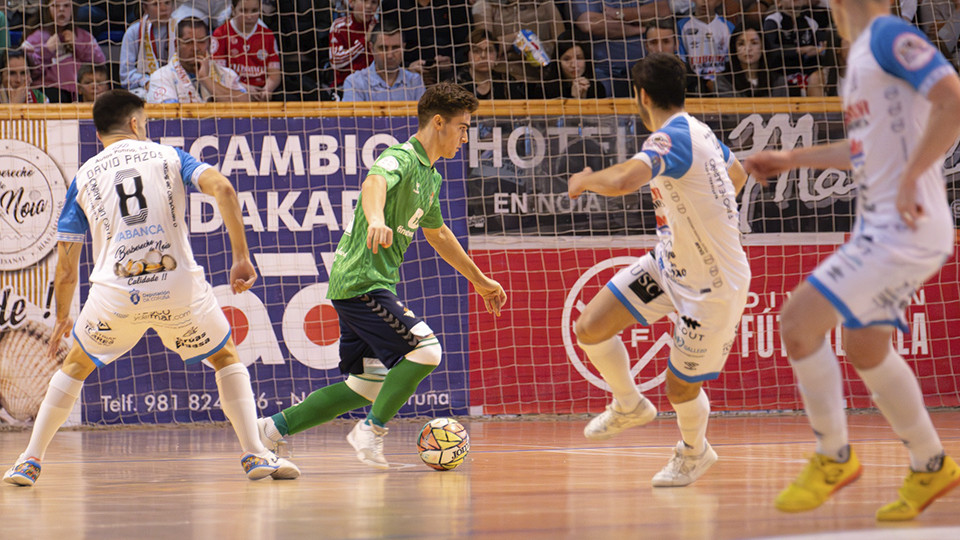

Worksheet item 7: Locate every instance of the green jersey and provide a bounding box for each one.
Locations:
[327,137,445,300]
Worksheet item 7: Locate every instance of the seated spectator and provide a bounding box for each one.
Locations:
[212,0,281,101]
[342,19,425,101]
[716,22,771,97]
[147,17,249,102]
[382,0,471,87]
[172,0,232,28]
[272,0,337,101]
[472,0,564,87]
[541,32,606,99]
[0,11,8,54]
[763,0,830,96]
[121,0,176,98]
[76,63,112,102]
[457,28,527,99]
[572,0,645,97]
[22,0,107,99]
[0,50,49,103]
[677,0,735,95]
[330,0,378,91]
[643,19,703,95]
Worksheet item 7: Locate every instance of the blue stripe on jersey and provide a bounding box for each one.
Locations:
[668,362,721,382]
[605,282,649,326]
[175,147,211,189]
[676,18,691,58]
[719,140,732,165]
[870,15,953,95]
[57,178,89,241]
[658,115,694,178]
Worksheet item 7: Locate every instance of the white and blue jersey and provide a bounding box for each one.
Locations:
[677,15,735,80]
[841,15,955,256]
[632,112,750,297]
[58,139,212,310]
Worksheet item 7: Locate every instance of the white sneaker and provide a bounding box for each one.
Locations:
[583,397,657,440]
[3,455,41,486]
[347,419,389,470]
[241,451,301,480]
[257,417,287,454]
[651,441,718,487]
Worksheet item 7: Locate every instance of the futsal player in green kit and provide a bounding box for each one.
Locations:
[257,83,507,469]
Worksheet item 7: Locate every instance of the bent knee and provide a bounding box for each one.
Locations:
[405,337,442,366]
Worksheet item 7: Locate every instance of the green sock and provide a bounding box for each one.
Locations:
[281,382,371,435]
[370,359,437,425]
[271,411,289,436]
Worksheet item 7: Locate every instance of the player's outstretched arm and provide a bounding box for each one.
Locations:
[197,168,256,293]
[568,159,653,199]
[47,241,82,358]
[897,74,960,229]
[421,225,507,316]
[361,174,393,255]
[743,141,852,180]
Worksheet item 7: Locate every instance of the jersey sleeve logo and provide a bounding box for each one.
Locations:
[893,33,935,70]
[642,132,672,156]
[376,155,400,172]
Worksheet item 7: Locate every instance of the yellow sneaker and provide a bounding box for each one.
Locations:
[876,455,960,521]
[775,449,862,512]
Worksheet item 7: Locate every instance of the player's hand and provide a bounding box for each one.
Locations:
[896,175,924,230]
[230,258,257,293]
[743,151,792,184]
[568,167,593,199]
[47,317,72,359]
[366,220,393,254]
[474,278,507,316]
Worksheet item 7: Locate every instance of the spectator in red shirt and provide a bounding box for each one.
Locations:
[212,0,282,101]
[329,0,379,89]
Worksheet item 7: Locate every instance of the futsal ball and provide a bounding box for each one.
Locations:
[417,418,470,471]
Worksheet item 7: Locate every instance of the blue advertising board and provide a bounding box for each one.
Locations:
[76,116,470,424]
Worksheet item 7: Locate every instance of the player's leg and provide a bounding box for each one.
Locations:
[651,372,718,487]
[845,327,960,521]
[578,255,669,440]
[3,345,94,486]
[775,280,862,511]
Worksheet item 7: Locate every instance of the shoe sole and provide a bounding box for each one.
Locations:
[3,474,35,487]
[876,474,960,521]
[583,406,658,441]
[347,429,390,470]
[651,447,719,487]
[775,464,863,512]
[246,466,277,481]
[270,462,301,480]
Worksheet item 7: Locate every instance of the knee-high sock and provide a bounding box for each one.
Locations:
[857,350,944,471]
[673,389,710,454]
[790,340,849,461]
[578,337,641,412]
[23,371,84,461]
[281,382,371,436]
[216,363,266,455]
[369,359,436,426]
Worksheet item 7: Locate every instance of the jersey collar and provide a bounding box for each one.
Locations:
[409,136,432,167]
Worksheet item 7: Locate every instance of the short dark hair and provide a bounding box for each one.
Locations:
[2,49,27,71]
[368,19,401,47]
[178,16,209,39]
[93,90,146,135]
[631,53,686,109]
[417,82,479,128]
[77,63,109,83]
[644,18,677,39]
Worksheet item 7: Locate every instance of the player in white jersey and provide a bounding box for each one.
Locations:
[568,53,750,487]
[3,90,299,486]
[745,0,960,521]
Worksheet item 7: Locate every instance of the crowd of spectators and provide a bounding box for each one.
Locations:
[0,0,957,103]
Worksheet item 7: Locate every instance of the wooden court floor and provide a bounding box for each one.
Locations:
[1,411,959,540]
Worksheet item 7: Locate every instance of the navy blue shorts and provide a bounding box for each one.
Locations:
[332,289,434,375]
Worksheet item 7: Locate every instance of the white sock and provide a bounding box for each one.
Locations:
[215,363,267,455]
[577,337,641,412]
[856,350,944,472]
[673,389,710,454]
[790,340,849,461]
[23,370,84,461]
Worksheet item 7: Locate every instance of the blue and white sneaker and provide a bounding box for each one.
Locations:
[3,456,41,486]
[240,451,300,480]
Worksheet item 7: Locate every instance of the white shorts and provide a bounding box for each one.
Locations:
[808,235,947,333]
[606,253,748,382]
[72,283,231,367]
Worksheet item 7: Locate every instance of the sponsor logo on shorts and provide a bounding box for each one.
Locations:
[133,309,190,323]
[84,321,116,346]
[680,315,701,330]
[628,270,663,304]
[175,327,211,349]
[130,289,141,305]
